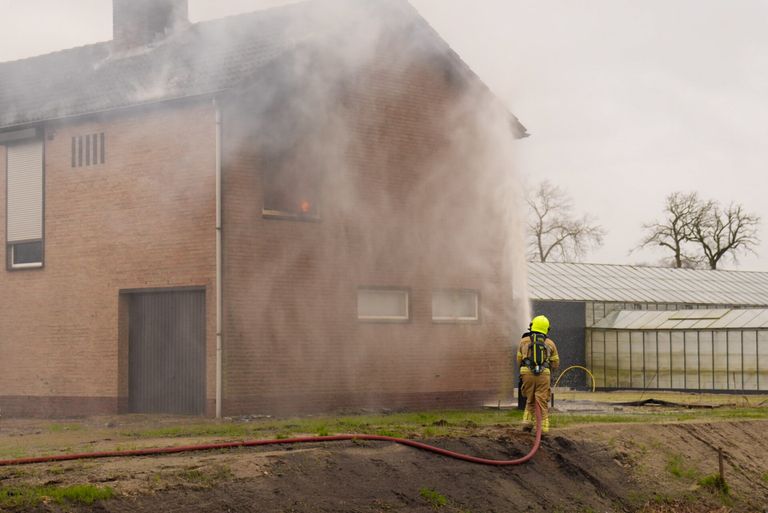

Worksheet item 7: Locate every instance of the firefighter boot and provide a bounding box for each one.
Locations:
[521,410,533,432]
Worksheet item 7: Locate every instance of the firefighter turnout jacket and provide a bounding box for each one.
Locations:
[517,333,560,375]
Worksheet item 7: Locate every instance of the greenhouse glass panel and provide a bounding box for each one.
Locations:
[617,331,632,388]
[604,331,619,388]
[670,331,686,389]
[684,332,700,390]
[699,331,714,390]
[589,331,606,388]
[742,331,758,391]
[750,309,768,327]
[727,331,743,390]
[643,332,658,389]
[713,332,728,390]
[657,331,671,389]
[630,331,644,387]
[759,332,768,391]
[594,302,606,323]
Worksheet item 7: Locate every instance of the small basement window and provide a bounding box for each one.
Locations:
[357,288,409,321]
[9,240,43,269]
[432,289,479,322]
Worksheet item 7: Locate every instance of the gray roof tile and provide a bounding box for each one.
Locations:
[0,4,313,128]
[0,0,530,136]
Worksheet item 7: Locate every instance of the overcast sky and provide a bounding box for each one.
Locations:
[1,1,767,271]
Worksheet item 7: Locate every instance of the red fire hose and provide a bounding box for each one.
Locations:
[0,404,542,467]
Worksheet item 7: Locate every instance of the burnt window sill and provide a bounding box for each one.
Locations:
[262,209,321,223]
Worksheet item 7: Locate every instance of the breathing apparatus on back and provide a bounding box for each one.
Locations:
[524,315,551,376]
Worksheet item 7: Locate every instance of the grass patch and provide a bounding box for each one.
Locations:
[665,454,699,479]
[0,468,32,479]
[0,484,114,508]
[121,423,255,439]
[419,487,448,509]
[0,448,29,459]
[762,472,768,483]
[670,407,768,422]
[122,409,522,440]
[698,474,730,498]
[550,413,650,428]
[48,423,84,433]
[116,406,768,442]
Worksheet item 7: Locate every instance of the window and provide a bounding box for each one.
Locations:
[357,288,409,321]
[10,241,43,268]
[432,289,479,322]
[262,159,320,220]
[6,137,44,270]
[71,133,105,167]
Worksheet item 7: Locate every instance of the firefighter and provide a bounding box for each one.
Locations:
[517,315,559,434]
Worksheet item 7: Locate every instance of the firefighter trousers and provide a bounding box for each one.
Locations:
[521,372,551,432]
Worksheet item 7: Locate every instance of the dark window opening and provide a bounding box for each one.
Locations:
[9,240,43,268]
[262,162,320,219]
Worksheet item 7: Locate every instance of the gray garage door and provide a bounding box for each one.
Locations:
[129,290,206,415]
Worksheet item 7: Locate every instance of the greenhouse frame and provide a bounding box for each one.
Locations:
[586,309,768,392]
[528,262,768,393]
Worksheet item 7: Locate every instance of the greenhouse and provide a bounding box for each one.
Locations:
[586,309,768,392]
[528,263,768,392]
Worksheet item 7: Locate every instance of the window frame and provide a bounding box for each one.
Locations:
[8,240,44,270]
[4,129,45,272]
[431,288,481,323]
[260,153,322,222]
[356,287,411,323]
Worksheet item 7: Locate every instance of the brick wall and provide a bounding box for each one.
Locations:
[0,51,523,419]
[221,50,520,415]
[0,101,217,417]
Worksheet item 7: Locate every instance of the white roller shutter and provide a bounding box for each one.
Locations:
[7,140,43,242]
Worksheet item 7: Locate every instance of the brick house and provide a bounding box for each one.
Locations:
[0,0,527,417]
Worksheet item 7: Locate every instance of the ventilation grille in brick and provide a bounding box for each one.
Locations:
[71,133,105,167]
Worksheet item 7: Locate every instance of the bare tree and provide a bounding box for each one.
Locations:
[526,181,605,263]
[638,192,760,270]
[690,202,761,270]
[637,192,703,268]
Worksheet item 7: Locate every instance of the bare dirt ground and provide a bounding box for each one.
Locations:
[0,392,767,512]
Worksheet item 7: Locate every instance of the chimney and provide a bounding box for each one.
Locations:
[112,0,189,51]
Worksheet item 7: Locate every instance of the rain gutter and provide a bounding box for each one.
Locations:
[214,98,223,418]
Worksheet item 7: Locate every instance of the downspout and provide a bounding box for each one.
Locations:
[214,98,223,418]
